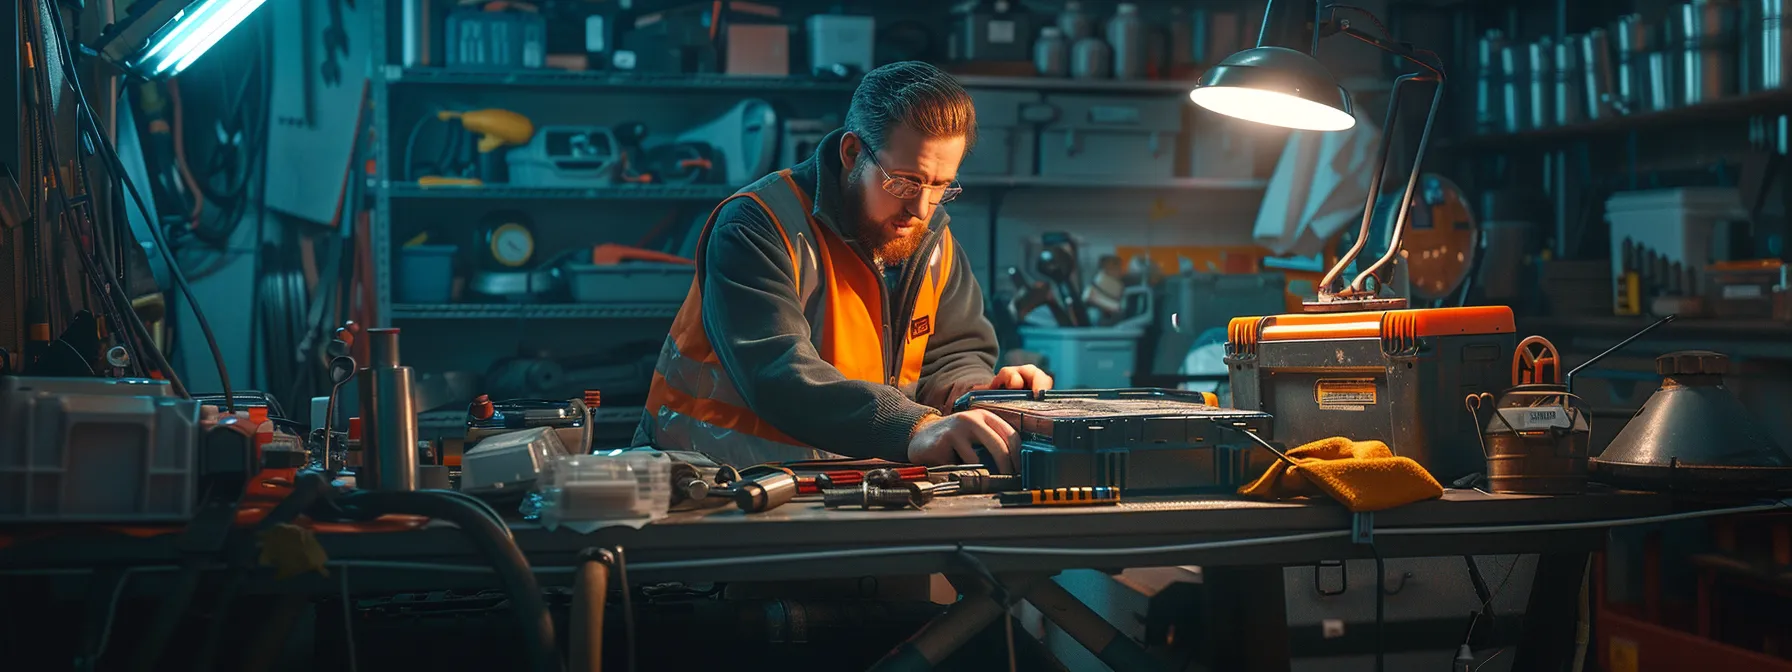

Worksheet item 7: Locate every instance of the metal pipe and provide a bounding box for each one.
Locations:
[1025,579,1170,672]
[572,552,613,672]
[358,328,418,491]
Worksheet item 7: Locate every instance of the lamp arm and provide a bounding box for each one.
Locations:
[1349,78,1446,293]
[1317,72,1421,294]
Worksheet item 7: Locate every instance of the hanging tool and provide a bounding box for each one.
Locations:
[1511,336,1561,386]
[321,0,351,86]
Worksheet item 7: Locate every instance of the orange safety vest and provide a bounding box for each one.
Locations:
[641,169,958,466]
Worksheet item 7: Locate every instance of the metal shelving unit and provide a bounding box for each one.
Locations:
[382,66,861,92]
[953,74,1196,95]
[960,176,1268,190]
[390,303,682,320]
[1444,88,1792,150]
[383,182,740,201]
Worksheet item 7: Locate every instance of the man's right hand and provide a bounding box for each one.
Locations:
[907,410,1019,474]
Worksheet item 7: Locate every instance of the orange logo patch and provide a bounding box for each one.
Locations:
[909,316,933,340]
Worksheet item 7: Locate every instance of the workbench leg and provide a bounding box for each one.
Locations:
[571,556,612,672]
[1023,578,1169,672]
[1512,552,1592,672]
[1203,565,1290,672]
[867,576,1041,672]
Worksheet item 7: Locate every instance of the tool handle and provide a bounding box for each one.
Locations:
[1512,336,1561,386]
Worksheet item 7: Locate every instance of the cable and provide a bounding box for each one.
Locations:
[340,565,359,672]
[1371,544,1385,672]
[616,546,637,672]
[44,4,235,411]
[82,568,143,670]
[1472,646,1507,671]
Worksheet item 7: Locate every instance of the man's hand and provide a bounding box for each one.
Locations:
[907,410,1019,473]
[990,364,1053,394]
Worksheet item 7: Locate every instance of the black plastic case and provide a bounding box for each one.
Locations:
[955,388,1276,495]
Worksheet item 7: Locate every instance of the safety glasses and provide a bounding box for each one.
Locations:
[863,150,962,205]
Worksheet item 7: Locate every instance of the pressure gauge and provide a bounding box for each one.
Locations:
[478,211,535,270]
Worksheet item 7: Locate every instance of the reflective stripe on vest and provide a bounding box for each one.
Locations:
[642,168,955,465]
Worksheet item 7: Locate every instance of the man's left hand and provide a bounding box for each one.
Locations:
[923,365,1056,413]
[989,365,1053,394]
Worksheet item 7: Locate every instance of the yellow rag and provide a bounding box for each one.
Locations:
[1238,437,1444,512]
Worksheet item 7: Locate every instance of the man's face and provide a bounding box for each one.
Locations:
[840,124,966,264]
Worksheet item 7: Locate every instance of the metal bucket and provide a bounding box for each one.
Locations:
[1468,384,1592,494]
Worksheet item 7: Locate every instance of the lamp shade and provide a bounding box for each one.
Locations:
[1190,47,1356,132]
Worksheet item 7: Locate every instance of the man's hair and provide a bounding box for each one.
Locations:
[844,61,977,156]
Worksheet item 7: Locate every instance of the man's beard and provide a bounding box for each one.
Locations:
[845,162,930,266]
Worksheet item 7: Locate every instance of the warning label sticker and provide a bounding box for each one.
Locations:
[1315,379,1377,411]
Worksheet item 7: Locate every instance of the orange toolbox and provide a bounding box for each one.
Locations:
[1225,306,1516,482]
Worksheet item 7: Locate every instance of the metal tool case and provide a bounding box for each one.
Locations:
[957,388,1274,495]
[1226,306,1516,483]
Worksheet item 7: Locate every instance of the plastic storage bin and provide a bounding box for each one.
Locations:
[566,263,695,303]
[1039,94,1181,179]
[960,88,1043,176]
[397,245,458,303]
[1604,188,1746,289]
[1019,325,1145,388]
[0,377,200,522]
[1145,271,1286,377]
[539,450,672,530]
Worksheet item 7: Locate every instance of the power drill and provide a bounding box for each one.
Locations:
[428,109,535,185]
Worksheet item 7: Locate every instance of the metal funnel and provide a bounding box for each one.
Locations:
[1591,351,1792,493]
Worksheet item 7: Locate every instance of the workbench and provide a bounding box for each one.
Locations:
[4,487,1755,671]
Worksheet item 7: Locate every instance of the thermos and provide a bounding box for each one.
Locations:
[1554,37,1585,126]
[358,328,419,491]
[1674,0,1741,105]
[1072,35,1112,79]
[1527,38,1556,129]
[1107,3,1146,80]
[1747,0,1791,90]
[1034,26,1071,77]
[1500,43,1528,132]
[1058,0,1095,40]
[1613,14,1653,113]
[1475,30,1506,134]
[1581,29,1619,119]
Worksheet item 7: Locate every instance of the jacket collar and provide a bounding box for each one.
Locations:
[788,128,950,262]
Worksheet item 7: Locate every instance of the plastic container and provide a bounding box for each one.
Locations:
[1605,187,1747,290]
[566,262,695,304]
[1019,325,1145,388]
[397,245,458,303]
[539,450,672,530]
[0,377,200,522]
[460,426,568,495]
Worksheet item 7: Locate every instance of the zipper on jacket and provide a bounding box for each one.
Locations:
[886,227,948,385]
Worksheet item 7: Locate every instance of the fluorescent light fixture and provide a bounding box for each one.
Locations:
[96,0,268,79]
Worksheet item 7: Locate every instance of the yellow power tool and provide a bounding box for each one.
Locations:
[415,108,535,187]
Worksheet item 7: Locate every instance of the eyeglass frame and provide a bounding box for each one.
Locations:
[860,147,963,205]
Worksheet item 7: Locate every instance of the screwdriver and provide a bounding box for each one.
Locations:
[997,486,1120,507]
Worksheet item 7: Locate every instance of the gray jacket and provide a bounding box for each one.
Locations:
[634,129,998,460]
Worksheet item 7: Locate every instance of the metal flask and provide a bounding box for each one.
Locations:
[1554,36,1585,126]
[358,328,420,491]
[1581,29,1620,119]
[1527,38,1556,129]
[1748,0,1792,90]
[1675,0,1741,105]
[1613,14,1653,113]
[1476,30,1507,133]
[1500,43,1528,132]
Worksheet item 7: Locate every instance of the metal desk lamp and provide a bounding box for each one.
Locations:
[1190,1,1448,312]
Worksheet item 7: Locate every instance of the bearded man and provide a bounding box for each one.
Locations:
[636,61,1052,473]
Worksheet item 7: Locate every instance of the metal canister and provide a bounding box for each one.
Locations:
[1500,43,1528,132]
[1471,385,1592,495]
[1613,14,1653,112]
[1749,0,1792,90]
[1527,38,1556,129]
[1647,50,1677,109]
[1554,36,1585,126]
[1034,26,1071,77]
[357,328,420,491]
[1581,28,1619,119]
[1675,0,1741,105]
[1475,30,1507,133]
